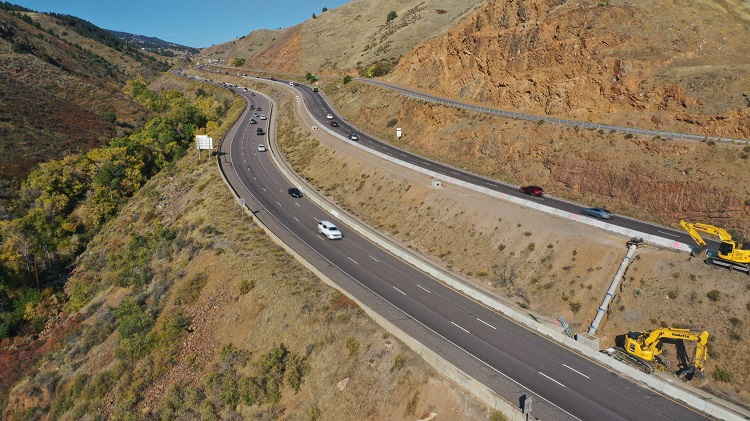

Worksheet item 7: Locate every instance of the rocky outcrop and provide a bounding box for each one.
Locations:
[387,0,750,138]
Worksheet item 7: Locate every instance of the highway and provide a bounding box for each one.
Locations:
[213,80,713,420]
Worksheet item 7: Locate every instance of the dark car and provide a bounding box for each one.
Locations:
[347,133,359,141]
[249,119,257,124]
[256,128,265,135]
[288,187,302,198]
[582,207,614,219]
[330,121,339,127]
[251,92,255,96]
[256,107,262,111]
[521,185,544,196]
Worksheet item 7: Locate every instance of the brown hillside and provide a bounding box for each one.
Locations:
[0,9,162,212]
[387,0,750,138]
[201,0,485,75]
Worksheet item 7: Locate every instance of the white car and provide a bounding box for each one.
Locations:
[326,113,333,119]
[260,115,267,120]
[257,144,266,152]
[318,220,342,239]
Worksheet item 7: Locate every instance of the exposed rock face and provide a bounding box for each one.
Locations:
[247,24,303,74]
[388,0,750,138]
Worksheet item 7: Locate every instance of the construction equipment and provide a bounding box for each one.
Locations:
[610,328,709,379]
[680,220,750,274]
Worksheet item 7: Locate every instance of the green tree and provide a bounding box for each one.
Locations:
[305,72,312,81]
[322,7,328,12]
[386,11,397,23]
[312,13,316,19]
[103,111,117,124]
[343,75,352,84]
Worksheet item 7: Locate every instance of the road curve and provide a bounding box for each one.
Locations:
[208,79,714,420]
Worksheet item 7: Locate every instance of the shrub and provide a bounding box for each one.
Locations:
[174,272,209,305]
[386,11,398,23]
[569,301,582,313]
[343,75,352,84]
[490,411,509,421]
[103,111,117,123]
[713,367,733,382]
[393,352,406,370]
[345,336,359,357]
[238,279,255,295]
[707,290,720,301]
[309,405,322,421]
[386,118,398,128]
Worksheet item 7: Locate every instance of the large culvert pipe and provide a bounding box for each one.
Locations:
[588,241,640,335]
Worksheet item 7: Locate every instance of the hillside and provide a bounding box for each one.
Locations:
[0,74,492,420]
[199,0,484,75]
[107,30,200,57]
[213,0,750,140]
[0,6,169,213]
[386,0,750,139]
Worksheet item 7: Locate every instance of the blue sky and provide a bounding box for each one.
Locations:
[12,0,350,48]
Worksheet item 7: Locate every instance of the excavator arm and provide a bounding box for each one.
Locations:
[680,220,708,249]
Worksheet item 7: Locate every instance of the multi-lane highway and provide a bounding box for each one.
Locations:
[293,80,722,251]
[212,80,715,420]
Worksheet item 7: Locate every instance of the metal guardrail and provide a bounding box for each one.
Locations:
[396,90,749,144]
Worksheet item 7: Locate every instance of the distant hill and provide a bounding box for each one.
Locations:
[107,30,200,57]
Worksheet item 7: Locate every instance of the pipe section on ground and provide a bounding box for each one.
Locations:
[588,242,639,335]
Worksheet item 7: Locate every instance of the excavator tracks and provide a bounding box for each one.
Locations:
[609,348,655,374]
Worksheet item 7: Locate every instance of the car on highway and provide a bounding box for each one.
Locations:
[287,187,302,198]
[249,119,257,124]
[326,113,333,119]
[251,92,255,96]
[347,133,359,141]
[318,220,342,239]
[260,115,267,120]
[582,207,613,219]
[253,112,259,117]
[256,128,265,135]
[521,185,543,196]
[256,107,262,111]
[257,144,266,152]
[330,121,339,127]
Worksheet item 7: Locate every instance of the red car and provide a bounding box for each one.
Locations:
[329,121,339,127]
[521,185,544,196]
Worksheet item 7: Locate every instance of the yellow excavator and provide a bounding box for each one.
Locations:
[680,220,750,274]
[614,328,709,379]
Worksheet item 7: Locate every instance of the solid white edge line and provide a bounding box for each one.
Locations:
[476,318,497,330]
[539,372,566,388]
[563,364,590,379]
